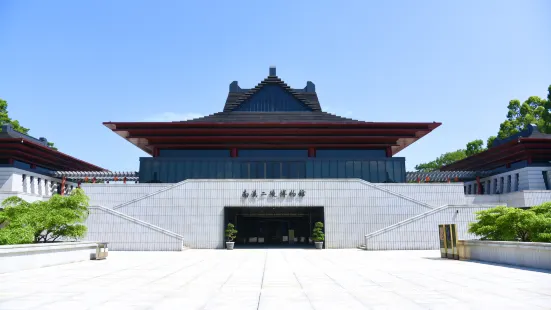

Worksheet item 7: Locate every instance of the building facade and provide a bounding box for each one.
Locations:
[5,67,548,251]
[77,67,495,251]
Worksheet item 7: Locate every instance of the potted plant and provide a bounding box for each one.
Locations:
[312,222,325,249]
[225,223,238,250]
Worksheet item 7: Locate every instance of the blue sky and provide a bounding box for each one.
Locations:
[1,1,550,172]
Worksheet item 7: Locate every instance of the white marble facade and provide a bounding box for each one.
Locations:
[82,180,493,251]
[0,167,76,203]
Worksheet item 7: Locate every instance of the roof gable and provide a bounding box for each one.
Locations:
[233,84,312,112]
[223,67,322,112]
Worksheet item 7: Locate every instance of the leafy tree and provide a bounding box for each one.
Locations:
[0,98,30,134]
[0,98,57,150]
[486,136,497,148]
[466,139,485,157]
[528,202,551,242]
[415,149,468,172]
[0,188,89,244]
[225,223,237,242]
[468,206,516,241]
[414,85,551,171]
[468,205,551,242]
[497,91,551,139]
[312,221,325,242]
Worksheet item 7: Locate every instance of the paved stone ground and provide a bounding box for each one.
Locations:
[1,249,550,310]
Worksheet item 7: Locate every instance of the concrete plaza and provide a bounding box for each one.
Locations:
[0,249,550,310]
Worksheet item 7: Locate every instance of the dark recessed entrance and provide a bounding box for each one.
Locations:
[224,207,324,248]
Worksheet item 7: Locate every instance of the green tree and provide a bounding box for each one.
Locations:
[312,222,325,242]
[486,136,497,148]
[468,206,516,241]
[468,205,551,242]
[0,98,57,150]
[414,85,551,171]
[0,188,89,244]
[0,98,30,134]
[528,202,551,242]
[225,223,237,242]
[497,86,551,138]
[466,139,485,157]
[415,149,468,172]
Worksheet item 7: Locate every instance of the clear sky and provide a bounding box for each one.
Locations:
[1,1,550,172]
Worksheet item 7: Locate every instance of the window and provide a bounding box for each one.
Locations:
[315,149,386,158]
[493,179,498,194]
[507,175,511,192]
[515,174,519,191]
[499,177,504,193]
[543,171,550,190]
[158,149,230,158]
[30,176,35,194]
[238,149,308,158]
[22,174,27,192]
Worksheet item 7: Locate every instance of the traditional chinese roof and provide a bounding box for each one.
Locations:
[406,171,492,182]
[441,125,551,171]
[51,171,138,181]
[0,124,105,171]
[104,67,440,156]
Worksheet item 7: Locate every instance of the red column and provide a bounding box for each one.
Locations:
[153,148,160,157]
[385,147,392,157]
[308,147,316,157]
[61,177,66,196]
[476,177,482,195]
[231,148,238,158]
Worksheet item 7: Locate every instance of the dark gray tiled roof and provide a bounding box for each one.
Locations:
[180,111,366,124]
[491,124,551,148]
[223,76,322,112]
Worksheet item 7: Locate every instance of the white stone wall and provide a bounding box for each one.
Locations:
[464,166,551,195]
[458,240,551,270]
[0,242,98,274]
[365,205,491,250]
[81,184,170,208]
[85,206,184,251]
[0,167,76,201]
[465,191,551,208]
[82,179,483,250]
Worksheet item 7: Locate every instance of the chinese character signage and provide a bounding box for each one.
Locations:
[241,189,306,199]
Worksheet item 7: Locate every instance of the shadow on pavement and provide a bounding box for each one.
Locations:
[422,257,551,274]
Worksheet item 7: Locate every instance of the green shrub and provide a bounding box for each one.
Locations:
[0,188,90,245]
[468,204,551,242]
[225,223,237,242]
[312,222,325,242]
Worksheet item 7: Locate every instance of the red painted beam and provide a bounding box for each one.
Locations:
[119,128,427,137]
[150,143,398,149]
[142,136,404,143]
[0,138,105,171]
[104,121,442,130]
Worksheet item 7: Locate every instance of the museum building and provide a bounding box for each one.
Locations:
[3,67,551,251]
[79,68,490,250]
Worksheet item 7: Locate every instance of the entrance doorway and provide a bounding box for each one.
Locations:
[224,207,324,248]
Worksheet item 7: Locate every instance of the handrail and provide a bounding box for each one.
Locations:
[89,205,183,240]
[364,204,450,240]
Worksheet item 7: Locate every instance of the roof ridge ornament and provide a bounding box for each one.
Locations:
[269,66,276,77]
